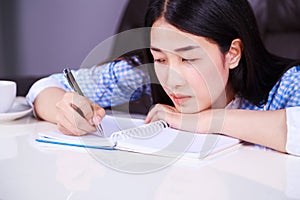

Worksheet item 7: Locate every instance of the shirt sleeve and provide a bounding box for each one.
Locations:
[286,107,300,156]
[25,76,70,109]
[282,67,300,156]
[26,60,151,109]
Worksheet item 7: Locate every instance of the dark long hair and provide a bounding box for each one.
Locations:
[145,0,298,106]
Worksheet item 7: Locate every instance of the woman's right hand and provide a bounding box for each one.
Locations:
[55,92,105,136]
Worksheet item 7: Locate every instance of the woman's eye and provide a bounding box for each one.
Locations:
[154,58,166,63]
[182,58,197,63]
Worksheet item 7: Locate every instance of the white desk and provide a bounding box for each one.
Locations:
[0,116,299,200]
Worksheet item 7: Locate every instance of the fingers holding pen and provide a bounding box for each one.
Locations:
[61,69,106,136]
[64,92,94,120]
[91,103,106,126]
[56,112,93,136]
[68,93,106,127]
[56,92,96,135]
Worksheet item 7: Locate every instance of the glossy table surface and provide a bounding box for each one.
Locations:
[0,115,299,200]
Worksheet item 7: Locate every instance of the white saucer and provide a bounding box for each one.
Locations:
[0,97,33,122]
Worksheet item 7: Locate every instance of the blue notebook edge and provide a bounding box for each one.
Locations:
[35,139,116,151]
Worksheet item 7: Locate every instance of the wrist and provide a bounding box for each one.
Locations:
[199,109,227,134]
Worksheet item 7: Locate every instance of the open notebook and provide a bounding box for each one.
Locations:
[36,115,240,158]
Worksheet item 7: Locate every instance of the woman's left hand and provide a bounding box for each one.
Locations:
[145,104,213,133]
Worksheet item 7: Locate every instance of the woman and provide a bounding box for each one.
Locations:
[144,0,300,155]
[29,0,300,155]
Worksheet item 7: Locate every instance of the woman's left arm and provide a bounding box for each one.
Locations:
[145,104,288,153]
[212,109,287,153]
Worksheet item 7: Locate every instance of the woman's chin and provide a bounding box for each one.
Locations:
[174,104,207,114]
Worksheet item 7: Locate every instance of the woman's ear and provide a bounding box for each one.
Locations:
[225,39,243,69]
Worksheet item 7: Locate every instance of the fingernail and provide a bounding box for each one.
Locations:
[93,116,101,125]
[144,118,149,124]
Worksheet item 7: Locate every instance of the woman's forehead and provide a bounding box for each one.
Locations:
[151,19,196,44]
[151,30,218,57]
[150,18,217,53]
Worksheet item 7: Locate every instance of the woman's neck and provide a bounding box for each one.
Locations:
[211,84,235,109]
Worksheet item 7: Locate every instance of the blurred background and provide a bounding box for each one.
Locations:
[0,0,299,96]
[0,0,129,78]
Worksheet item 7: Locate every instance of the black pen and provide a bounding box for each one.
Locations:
[63,68,105,137]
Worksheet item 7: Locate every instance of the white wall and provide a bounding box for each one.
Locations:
[17,0,129,76]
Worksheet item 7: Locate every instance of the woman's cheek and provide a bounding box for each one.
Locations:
[154,64,169,86]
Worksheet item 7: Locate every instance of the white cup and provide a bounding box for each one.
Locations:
[0,80,17,113]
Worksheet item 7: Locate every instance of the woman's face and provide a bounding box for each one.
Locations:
[150,18,234,113]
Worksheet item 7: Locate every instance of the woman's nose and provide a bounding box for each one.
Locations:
[165,62,186,89]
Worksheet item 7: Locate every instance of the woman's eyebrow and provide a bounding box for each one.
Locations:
[150,45,200,52]
[174,45,200,52]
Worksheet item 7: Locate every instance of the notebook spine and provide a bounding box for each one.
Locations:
[110,120,168,143]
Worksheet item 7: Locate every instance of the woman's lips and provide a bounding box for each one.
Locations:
[169,94,191,105]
